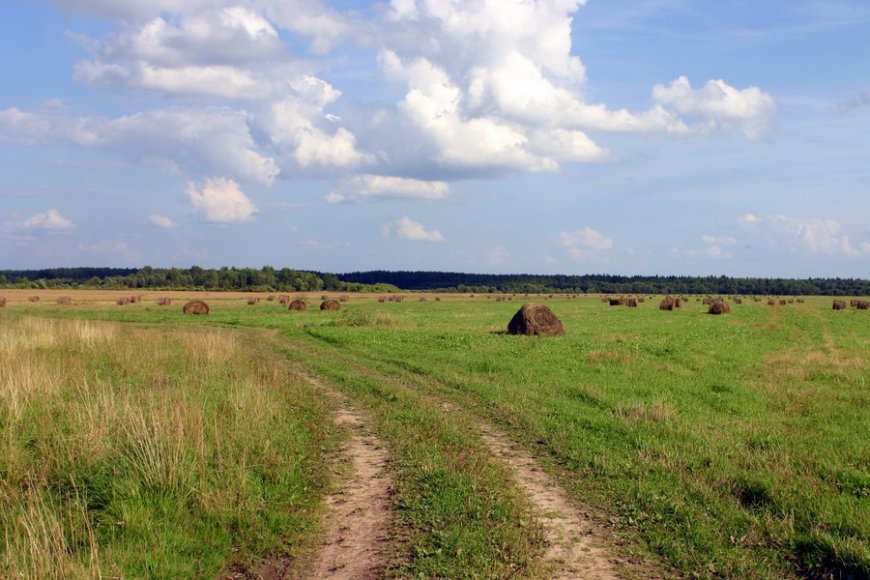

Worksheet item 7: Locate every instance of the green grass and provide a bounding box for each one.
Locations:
[0,316,339,578]
[5,295,869,578]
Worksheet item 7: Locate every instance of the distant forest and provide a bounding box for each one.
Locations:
[0,267,868,296]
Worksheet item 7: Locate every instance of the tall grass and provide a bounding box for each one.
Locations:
[0,317,337,577]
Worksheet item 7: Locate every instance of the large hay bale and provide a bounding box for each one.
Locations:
[320,299,341,311]
[28,296,40,303]
[832,300,847,310]
[116,297,131,306]
[659,297,678,311]
[708,301,731,315]
[0,297,6,308]
[289,299,307,311]
[508,304,565,336]
[856,300,870,310]
[182,300,209,315]
[57,296,72,305]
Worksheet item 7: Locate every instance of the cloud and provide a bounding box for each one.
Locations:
[838,90,870,112]
[652,76,777,138]
[186,177,257,223]
[739,214,867,256]
[7,0,776,192]
[392,216,444,242]
[20,209,75,231]
[486,245,511,268]
[701,235,737,246]
[148,214,177,228]
[738,213,763,225]
[559,227,613,262]
[327,174,449,204]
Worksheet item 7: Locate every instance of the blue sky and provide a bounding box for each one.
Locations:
[1,0,868,277]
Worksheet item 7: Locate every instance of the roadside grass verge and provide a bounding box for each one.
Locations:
[0,316,338,578]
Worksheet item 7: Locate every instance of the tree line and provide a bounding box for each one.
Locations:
[0,267,867,295]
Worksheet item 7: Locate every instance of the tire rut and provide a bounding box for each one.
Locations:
[441,403,623,579]
[302,375,393,580]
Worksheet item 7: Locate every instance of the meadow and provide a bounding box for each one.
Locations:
[0,291,867,578]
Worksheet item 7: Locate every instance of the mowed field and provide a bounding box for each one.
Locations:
[1,291,867,578]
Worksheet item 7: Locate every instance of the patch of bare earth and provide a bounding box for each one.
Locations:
[475,421,622,579]
[302,377,393,580]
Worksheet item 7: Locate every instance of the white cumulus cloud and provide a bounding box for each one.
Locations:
[393,216,444,242]
[148,214,177,228]
[20,209,75,231]
[186,177,257,223]
[559,227,613,262]
[738,214,867,256]
[327,174,449,204]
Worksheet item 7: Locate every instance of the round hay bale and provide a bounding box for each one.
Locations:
[130,296,142,304]
[779,299,787,306]
[608,298,623,306]
[768,299,776,306]
[435,297,441,302]
[625,298,638,308]
[247,297,259,305]
[116,297,131,306]
[267,295,277,301]
[182,300,209,315]
[419,297,428,302]
[278,295,291,305]
[508,303,565,336]
[659,297,678,311]
[708,301,731,315]
[339,294,350,302]
[378,296,387,303]
[57,296,72,305]
[0,297,6,308]
[320,299,341,311]
[289,299,307,311]
[832,300,846,310]
[856,300,870,310]
[29,296,40,303]
[157,297,172,306]
[321,295,329,300]
[796,298,805,303]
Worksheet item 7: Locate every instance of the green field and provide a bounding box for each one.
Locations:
[1,295,868,578]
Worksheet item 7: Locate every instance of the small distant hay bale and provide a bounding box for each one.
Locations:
[856,300,870,310]
[702,297,713,305]
[57,296,72,305]
[850,299,858,307]
[733,297,743,304]
[508,304,565,336]
[638,297,645,303]
[183,300,210,315]
[247,297,259,305]
[339,294,350,302]
[0,297,6,308]
[625,298,638,308]
[708,301,731,315]
[378,296,387,303]
[289,299,308,311]
[278,295,291,305]
[116,297,131,306]
[768,299,776,306]
[787,298,795,304]
[832,300,847,310]
[130,296,141,304]
[796,298,805,303]
[419,297,428,302]
[779,299,787,306]
[435,297,441,302]
[28,296,40,303]
[267,295,277,302]
[609,298,624,306]
[395,296,405,303]
[659,297,678,311]
[321,299,341,311]
[157,297,172,306]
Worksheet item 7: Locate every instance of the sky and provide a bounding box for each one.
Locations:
[1,0,868,277]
